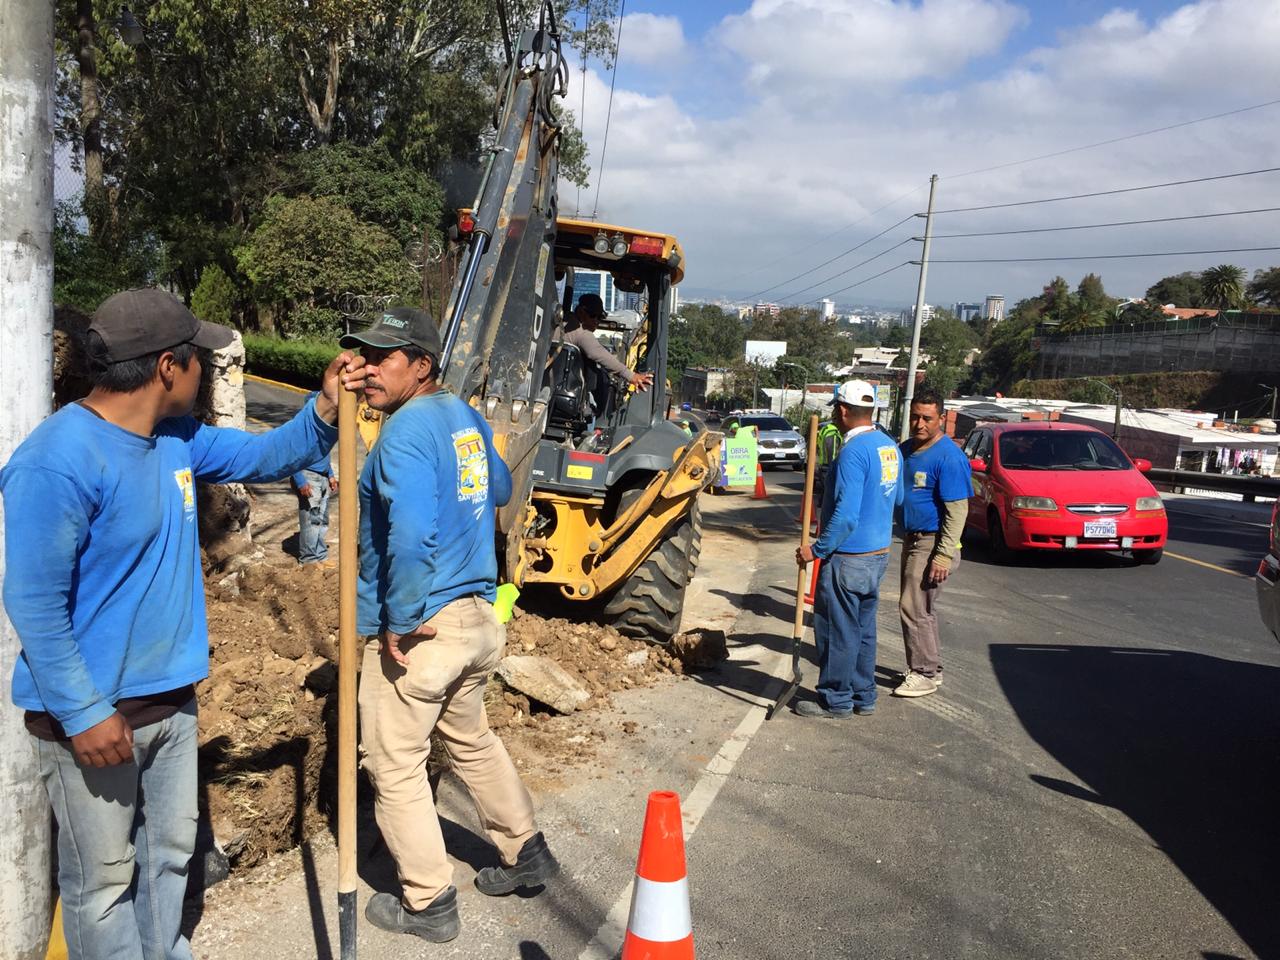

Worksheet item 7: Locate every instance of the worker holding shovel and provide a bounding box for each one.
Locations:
[0,289,366,960]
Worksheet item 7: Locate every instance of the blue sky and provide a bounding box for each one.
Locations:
[560,0,1280,308]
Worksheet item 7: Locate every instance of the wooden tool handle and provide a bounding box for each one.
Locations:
[337,387,358,903]
[793,414,820,638]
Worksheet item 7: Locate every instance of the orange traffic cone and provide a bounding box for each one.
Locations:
[622,791,694,960]
[751,464,768,500]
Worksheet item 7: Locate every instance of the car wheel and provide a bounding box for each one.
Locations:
[1133,547,1163,566]
[988,510,1016,563]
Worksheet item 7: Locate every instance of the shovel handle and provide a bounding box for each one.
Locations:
[337,387,359,956]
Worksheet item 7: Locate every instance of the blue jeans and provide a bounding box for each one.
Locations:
[35,700,199,960]
[297,470,331,563]
[813,552,890,712]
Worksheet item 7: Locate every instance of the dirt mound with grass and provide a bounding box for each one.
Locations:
[199,563,720,870]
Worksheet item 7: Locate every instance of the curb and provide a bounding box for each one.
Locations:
[244,372,310,396]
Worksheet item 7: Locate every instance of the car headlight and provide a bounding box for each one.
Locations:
[1136,496,1164,512]
[1011,496,1058,512]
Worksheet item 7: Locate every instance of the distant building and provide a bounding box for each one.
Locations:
[898,303,933,327]
[954,301,983,324]
[574,269,617,312]
[754,301,781,318]
[984,295,1005,322]
[819,298,835,320]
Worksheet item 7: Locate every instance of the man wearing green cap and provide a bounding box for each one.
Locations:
[344,306,559,944]
[0,288,365,960]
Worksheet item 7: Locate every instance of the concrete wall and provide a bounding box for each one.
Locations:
[1036,324,1280,379]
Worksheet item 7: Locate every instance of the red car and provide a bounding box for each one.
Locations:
[961,422,1168,565]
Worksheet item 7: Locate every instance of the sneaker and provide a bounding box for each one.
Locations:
[365,886,460,942]
[853,704,876,716]
[893,672,938,698]
[794,700,854,719]
[934,673,943,687]
[475,832,560,896]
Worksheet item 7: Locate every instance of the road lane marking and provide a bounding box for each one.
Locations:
[1165,551,1248,578]
[245,372,309,394]
[577,632,790,960]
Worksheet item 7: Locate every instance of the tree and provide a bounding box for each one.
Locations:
[1200,264,1247,310]
[1041,276,1073,325]
[919,313,979,368]
[1145,271,1204,308]
[882,325,910,349]
[1077,273,1113,314]
[667,304,745,381]
[967,296,1043,393]
[1247,266,1280,308]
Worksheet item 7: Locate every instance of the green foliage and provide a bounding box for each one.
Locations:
[242,333,340,386]
[1145,271,1204,308]
[668,304,746,380]
[1247,266,1280,308]
[881,325,910,349]
[52,200,161,312]
[1010,369,1274,413]
[967,298,1043,393]
[236,195,418,337]
[1200,263,1247,310]
[190,264,236,325]
[922,365,966,399]
[1064,380,1116,404]
[746,306,848,372]
[920,313,979,368]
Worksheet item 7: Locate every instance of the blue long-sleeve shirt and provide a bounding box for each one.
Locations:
[291,393,334,488]
[0,399,338,735]
[357,390,512,636]
[812,427,903,558]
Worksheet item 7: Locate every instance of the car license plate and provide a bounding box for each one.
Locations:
[1083,519,1117,539]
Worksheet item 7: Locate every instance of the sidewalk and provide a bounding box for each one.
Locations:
[189,484,804,959]
[1163,493,1274,526]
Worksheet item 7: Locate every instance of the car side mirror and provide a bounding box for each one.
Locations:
[970,457,987,473]
[1133,457,1152,473]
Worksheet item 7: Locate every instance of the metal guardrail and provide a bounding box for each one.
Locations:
[1148,468,1280,502]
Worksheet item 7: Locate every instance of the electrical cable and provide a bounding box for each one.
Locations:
[926,207,1280,239]
[745,215,915,301]
[943,98,1280,181]
[576,1,591,216]
[811,261,915,301]
[590,0,624,219]
[932,167,1280,215]
[923,246,1280,264]
[772,237,915,302]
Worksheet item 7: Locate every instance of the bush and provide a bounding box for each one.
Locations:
[243,334,340,387]
[191,264,236,325]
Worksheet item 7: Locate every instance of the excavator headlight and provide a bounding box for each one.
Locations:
[593,230,610,255]
[610,233,628,257]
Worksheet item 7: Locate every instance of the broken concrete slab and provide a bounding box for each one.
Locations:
[496,655,591,714]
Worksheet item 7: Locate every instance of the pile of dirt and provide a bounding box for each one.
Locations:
[198,564,723,870]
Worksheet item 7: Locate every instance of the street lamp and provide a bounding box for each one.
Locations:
[779,361,806,420]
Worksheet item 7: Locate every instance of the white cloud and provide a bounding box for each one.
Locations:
[620,13,688,66]
[563,1,1280,305]
[717,0,1029,88]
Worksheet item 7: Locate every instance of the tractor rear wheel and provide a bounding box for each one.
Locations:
[604,501,703,644]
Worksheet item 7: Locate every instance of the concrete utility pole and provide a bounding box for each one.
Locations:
[901,174,937,441]
[0,2,56,957]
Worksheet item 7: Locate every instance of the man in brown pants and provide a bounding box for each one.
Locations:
[345,308,558,943]
[894,390,972,698]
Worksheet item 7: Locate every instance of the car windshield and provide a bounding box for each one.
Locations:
[742,416,793,432]
[998,430,1131,471]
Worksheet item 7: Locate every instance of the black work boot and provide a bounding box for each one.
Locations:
[475,832,560,896]
[365,885,460,942]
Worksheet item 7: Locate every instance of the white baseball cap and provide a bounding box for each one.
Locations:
[830,379,877,408]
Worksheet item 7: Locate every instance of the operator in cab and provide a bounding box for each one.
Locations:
[563,293,654,392]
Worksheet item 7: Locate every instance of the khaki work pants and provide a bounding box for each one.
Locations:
[899,532,958,679]
[358,595,536,910]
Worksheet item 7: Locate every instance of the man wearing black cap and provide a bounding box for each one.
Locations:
[0,288,365,960]
[342,307,558,943]
[564,292,654,392]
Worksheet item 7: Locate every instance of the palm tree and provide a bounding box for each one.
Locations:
[1200,264,1247,310]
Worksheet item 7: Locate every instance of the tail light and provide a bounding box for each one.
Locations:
[457,211,476,234]
[629,235,664,257]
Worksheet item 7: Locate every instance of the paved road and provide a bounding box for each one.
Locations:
[232,379,1279,958]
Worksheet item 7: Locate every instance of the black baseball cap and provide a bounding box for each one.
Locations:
[90,288,235,363]
[340,306,442,356]
[577,293,608,319]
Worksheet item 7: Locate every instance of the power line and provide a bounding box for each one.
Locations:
[943,98,1280,181]
[746,215,914,301]
[926,207,1280,239]
[774,237,915,302]
[932,166,1280,215]
[812,261,915,301]
[575,1,591,216]
[923,246,1280,264]
[590,0,624,219]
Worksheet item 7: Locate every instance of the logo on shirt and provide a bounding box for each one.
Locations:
[452,429,489,505]
[914,470,928,489]
[878,446,899,487]
[173,468,195,521]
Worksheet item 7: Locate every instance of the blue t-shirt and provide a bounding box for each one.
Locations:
[813,428,903,558]
[291,393,334,487]
[899,434,972,533]
[0,399,338,735]
[357,391,513,636]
